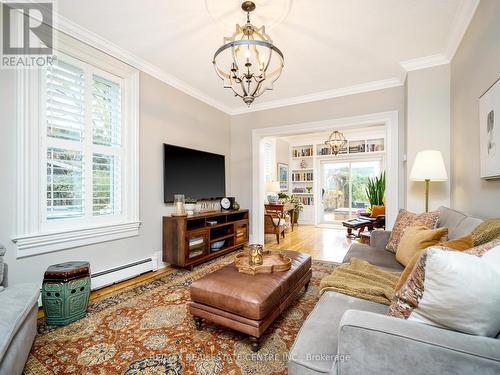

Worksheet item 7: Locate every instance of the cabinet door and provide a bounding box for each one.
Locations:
[185,229,209,262]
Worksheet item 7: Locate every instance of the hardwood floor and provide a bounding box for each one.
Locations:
[38,224,352,319]
[265,224,353,263]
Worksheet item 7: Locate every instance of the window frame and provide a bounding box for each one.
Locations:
[12,31,140,258]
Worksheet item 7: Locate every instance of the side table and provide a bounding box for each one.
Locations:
[42,261,91,326]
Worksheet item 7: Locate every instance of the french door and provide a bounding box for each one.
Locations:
[320,159,382,224]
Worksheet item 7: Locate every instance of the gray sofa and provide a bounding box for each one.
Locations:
[0,262,40,375]
[289,206,500,375]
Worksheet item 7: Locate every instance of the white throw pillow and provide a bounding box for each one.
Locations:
[408,245,500,337]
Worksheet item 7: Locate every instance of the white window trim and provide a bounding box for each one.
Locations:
[12,30,140,258]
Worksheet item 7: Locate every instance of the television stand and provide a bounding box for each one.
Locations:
[162,209,249,270]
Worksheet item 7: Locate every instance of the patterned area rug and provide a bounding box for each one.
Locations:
[25,252,338,375]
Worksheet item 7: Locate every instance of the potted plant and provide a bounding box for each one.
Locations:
[289,195,304,223]
[365,171,386,212]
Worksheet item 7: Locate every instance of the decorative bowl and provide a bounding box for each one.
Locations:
[211,240,225,251]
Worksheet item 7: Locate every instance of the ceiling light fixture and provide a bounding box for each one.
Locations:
[325,131,348,155]
[212,1,284,107]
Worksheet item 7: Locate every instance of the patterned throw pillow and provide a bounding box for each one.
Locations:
[386,209,440,253]
[389,239,500,319]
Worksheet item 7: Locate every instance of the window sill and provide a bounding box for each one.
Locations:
[12,221,141,258]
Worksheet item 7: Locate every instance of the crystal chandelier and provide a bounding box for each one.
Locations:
[212,1,284,107]
[325,131,348,155]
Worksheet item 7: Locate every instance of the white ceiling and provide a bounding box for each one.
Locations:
[55,0,479,114]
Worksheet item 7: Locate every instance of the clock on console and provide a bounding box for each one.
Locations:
[220,197,235,210]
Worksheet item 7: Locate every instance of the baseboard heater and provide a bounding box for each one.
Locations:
[37,256,159,307]
[90,257,159,290]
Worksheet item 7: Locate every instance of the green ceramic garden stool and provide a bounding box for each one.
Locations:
[42,261,91,326]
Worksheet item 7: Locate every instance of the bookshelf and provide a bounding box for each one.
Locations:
[289,135,386,225]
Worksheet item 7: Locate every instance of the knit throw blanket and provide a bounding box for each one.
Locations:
[319,258,401,305]
[472,218,500,246]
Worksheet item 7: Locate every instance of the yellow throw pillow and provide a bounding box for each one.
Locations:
[370,205,385,218]
[394,234,473,291]
[395,226,449,267]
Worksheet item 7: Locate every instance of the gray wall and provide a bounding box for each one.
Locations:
[230,87,406,211]
[451,0,500,218]
[0,70,231,286]
[406,65,451,212]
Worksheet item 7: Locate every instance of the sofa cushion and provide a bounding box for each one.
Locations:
[288,291,387,375]
[389,240,500,320]
[343,243,404,272]
[0,283,40,361]
[386,209,440,253]
[408,244,500,337]
[395,226,448,267]
[437,206,482,239]
[395,234,474,291]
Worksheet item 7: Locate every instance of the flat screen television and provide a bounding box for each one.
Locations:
[163,144,226,203]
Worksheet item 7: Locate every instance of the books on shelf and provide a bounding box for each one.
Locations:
[189,237,204,247]
[292,146,313,157]
[291,172,313,182]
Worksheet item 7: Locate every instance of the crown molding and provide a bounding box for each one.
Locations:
[445,0,480,60]
[51,13,233,115]
[400,54,450,73]
[229,78,403,115]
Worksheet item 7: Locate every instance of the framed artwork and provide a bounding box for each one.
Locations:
[277,163,289,191]
[480,77,500,179]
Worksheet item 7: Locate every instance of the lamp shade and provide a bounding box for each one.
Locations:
[266,181,281,193]
[409,150,448,181]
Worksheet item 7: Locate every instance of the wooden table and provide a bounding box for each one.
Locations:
[265,202,296,231]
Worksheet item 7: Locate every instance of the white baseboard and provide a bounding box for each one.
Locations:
[37,254,162,307]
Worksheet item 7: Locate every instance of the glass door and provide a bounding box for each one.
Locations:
[320,160,382,224]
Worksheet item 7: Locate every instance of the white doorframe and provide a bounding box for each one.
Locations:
[251,111,399,244]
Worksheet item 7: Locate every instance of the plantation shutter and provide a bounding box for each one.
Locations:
[45,58,123,221]
[46,60,86,219]
[92,75,122,216]
[263,139,275,183]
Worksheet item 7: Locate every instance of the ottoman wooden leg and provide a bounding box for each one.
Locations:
[305,281,310,291]
[249,336,261,352]
[194,316,202,330]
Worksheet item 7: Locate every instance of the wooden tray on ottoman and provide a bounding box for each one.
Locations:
[234,250,292,275]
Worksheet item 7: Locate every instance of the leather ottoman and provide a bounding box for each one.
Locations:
[189,250,312,351]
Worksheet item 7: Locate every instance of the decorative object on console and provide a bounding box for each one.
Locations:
[479,77,500,179]
[42,262,91,326]
[172,194,187,216]
[212,1,284,107]
[409,150,448,212]
[324,130,347,155]
[277,163,289,191]
[232,200,241,210]
[220,197,235,210]
[266,181,281,203]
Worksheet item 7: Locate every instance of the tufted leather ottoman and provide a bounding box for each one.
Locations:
[189,250,312,351]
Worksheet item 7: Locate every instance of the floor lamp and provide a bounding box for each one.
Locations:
[409,150,448,212]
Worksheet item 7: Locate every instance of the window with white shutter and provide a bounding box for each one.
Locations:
[42,56,124,226]
[263,138,276,183]
[13,33,139,257]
